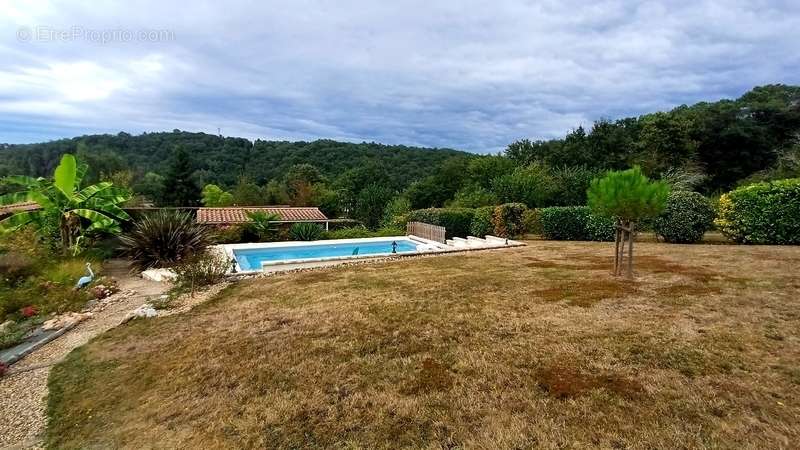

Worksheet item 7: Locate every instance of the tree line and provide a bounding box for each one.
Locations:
[2,84,799,229]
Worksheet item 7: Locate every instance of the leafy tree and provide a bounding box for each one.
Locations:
[491,164,557,208]
[635,111,698,175]
[162,146,200,207]
[133,172,166,205]
[284,164,325,206]
[314,187,341,218]
[231,176,265,206]
[0,154,131,254]
[587,166,669,278]
[263,179,289,205]
[405,157,471,209]
[467,155,516,189]
[354,183,395,229]
[381,196,411,228]
[448,185,498,208]
[201,184,234,207]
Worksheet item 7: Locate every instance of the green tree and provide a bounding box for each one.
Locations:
[491,164,557,208]
[381,196,411,228]
[263,179,289,205]
[231,176,265,206]
[201,184,234,207]
[0,154,131,254]
[162,146,200,206]
[133,172,166,205]
[587,166,669,278]
[355,184,395,230]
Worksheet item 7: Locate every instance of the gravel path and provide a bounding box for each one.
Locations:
[0,261,168,449]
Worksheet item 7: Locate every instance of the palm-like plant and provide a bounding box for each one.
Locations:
[245,211,281,241]
[119,210,211,270]
[0,154,131,253]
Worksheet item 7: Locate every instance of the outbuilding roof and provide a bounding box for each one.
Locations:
[196,207,328,224]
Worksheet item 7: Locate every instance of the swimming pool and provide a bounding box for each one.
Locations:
[226,237,432,272]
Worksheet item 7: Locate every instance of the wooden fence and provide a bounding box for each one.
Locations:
[406,221,446,244]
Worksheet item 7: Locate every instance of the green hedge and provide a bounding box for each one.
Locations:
[653,191,715,243]
[322,226,404,240]
[407,208,476,238]
[716,178,800,244]
[539,206,615,241]
[470,206,494,237]
[492,203,528,238]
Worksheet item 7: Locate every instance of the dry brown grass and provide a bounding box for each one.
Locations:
[47,242,800,449]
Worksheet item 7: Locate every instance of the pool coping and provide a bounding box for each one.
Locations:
[218,235,447,273]
[224,237,526,279]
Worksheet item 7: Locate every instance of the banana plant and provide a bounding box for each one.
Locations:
[0,154,131,253]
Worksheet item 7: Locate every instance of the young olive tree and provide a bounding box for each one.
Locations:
[587,166,669,278]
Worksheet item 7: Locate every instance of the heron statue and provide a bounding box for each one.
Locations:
[75,263,95,289]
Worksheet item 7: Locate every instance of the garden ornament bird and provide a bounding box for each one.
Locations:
[75,263,95,289]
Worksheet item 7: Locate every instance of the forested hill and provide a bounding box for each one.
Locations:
[506,84,800,192]
[0,133,471,188]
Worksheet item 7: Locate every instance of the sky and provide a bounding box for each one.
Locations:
[1,0,799,152]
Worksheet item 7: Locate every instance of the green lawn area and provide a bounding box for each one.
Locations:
[47,242,800,448]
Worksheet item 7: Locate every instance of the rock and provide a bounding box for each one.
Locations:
[141,269,177,283]
[41,312,93,331]
[121,304,158,324]
[0,320,15,334]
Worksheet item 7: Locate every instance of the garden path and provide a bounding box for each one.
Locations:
[0,259,168,449]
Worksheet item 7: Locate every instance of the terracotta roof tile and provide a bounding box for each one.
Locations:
[196,207,328,224]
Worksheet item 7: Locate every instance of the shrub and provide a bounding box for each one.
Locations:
[470,206,494,237]
[491,203,527,238]
[522,209,542,235]
[0,252,36,286]
[653,191,715,243]
[173,251,230,290]
[381,197,411,229]
[539,206,614,241]
[211,225,245,244]
[323,226,404,240]
[245,212,280,242]
[20,305,38,318]
[449,185,498,208]
[289,223,323,241]
[715,178,800,244]
[323,226,372,239]
[119,211,212,270]
[407,208,476,238]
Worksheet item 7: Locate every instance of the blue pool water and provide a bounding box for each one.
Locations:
[233,239,419,271]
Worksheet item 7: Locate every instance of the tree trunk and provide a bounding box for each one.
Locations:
[613,220,621,276]
[627,221,635,278]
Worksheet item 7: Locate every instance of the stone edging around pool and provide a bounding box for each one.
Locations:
[225,238,525,280]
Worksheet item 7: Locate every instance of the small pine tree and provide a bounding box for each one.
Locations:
[162,146,200,207]
[587,166,669,278]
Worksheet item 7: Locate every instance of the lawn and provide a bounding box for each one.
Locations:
[47,242,800,448]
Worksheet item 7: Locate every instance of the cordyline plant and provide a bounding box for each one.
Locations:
[587,166,669,278]
[0,154,131,254]
[119,210,212,270]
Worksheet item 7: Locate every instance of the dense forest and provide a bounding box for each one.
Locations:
[1,84,799,227]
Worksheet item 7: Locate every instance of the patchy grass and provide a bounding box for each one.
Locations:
[47,242,800,449]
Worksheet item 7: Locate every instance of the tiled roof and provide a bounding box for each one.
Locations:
[0,201,40,216]
[196,207,328,224]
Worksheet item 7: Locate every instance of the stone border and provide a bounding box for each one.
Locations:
[0,322,79,366]
[226,239,525,280]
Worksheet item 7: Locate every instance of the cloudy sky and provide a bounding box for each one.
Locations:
[1,0,799,152]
